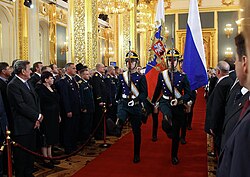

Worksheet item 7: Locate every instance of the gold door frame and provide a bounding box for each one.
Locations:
[176,28,217,68]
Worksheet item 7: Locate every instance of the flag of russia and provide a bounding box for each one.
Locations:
[183,0,208,91]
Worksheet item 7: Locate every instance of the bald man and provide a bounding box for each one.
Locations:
[205,61,233,156]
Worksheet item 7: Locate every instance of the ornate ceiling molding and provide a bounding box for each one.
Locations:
[222,0,234,6]
[198,0,202,7]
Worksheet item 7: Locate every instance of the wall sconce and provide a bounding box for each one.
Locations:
[225,47,233,58]
[108,47,114,57]
[60,42,68,55]
[224,24,234,38]
[165,27,170,39]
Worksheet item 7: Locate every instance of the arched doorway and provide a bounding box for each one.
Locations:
[39,20,50,64]
[0,5,15,64]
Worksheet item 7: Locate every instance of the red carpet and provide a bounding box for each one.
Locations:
[73,89,207,177]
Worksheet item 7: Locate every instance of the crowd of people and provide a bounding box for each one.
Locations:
[1,8,250,175]
[0,59,127,177]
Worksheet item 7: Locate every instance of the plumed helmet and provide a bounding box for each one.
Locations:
[125,51,139,62]
[166,48,182,61]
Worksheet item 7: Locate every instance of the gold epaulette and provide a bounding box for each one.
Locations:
[78,80,83,84]
[95,73,99,77]
[97,97,101,100]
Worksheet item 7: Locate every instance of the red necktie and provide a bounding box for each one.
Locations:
[239,100,250,119]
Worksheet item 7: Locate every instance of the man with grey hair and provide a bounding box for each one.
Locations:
[91,63,109,140]
[205,60,233,156]
[7,60,42,177]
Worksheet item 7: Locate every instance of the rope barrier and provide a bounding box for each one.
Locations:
[4,106,108,161]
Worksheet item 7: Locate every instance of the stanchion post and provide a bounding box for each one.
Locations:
[100,104,111,148]
[6,129,13,177]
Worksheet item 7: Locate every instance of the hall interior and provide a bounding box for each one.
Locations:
[0,0,241,68]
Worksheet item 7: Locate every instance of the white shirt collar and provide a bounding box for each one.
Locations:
[241,87,249,95]
[15,74,27,83]
[35,72,41,77]
[216,75,229,85]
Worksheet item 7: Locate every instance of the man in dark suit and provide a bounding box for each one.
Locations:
[0,92,7,177]
[0,62,11,128]
[205,61,233,156]
[7,60,43,177]
[79,68,95,143]
[28,61,43,88]
[217,32,250,177]
[91,63,110,140]
[221,83,249,150]
[56,63,80,154]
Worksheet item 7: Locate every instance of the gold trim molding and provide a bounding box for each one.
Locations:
[176,29,217,68]
[222,0,234,6]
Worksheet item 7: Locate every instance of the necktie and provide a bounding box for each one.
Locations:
[25,81,30,90]
[239,100,250,119]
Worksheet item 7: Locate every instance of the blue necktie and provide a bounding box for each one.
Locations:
[25,82,30,90]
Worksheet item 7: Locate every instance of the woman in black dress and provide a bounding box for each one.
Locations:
[36,71,60,168]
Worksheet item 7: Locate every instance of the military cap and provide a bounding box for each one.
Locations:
[166,48,182,61]
[125,51,139,62]
[76,63,84,72]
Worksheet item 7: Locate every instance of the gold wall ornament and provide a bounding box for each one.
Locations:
[198,0,202,7]
[166,0,171,9]
[56,9,67,24]
[73,0,86,64]
[18,0,29,59]
[176,29,217,68]
[39,2,48,16]
[97,0,134,14]
[91,0,98,68]
[49,3,56,64]
[222,0,234,6]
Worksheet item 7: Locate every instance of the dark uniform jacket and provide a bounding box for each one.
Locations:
[116,72,147,104]
[56,74,80,115]
[104,74,117,104]
[79,80,95,113]
[152,70,191,104]
[91,72,110,105]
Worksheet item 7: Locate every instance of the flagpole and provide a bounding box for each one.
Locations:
[170,23,175,100]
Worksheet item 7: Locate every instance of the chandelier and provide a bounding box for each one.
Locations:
[98,0,134,14]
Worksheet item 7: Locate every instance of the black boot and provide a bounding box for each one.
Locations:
[171,157,179,165]
[113,119,123,137]
[133,154,140,163]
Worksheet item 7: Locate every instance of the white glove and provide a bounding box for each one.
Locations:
[128,100,134,107]
[170,99,178,106]
[187,100,193,106]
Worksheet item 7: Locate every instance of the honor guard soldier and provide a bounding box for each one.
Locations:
[152,49,191,165]
[115,51,148,163]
